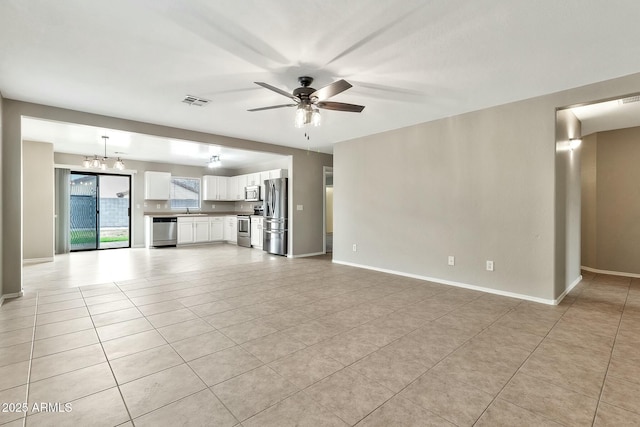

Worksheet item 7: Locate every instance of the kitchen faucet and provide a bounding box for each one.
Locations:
[186,207,190,215]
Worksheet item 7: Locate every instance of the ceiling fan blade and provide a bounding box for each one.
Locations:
[310,79,352,101]
[254,82,298,101]
[247,104,297,112]
[316,101,365,113]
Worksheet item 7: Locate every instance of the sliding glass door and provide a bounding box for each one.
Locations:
[70,172,131,251]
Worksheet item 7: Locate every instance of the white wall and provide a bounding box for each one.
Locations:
[23,140,54,261]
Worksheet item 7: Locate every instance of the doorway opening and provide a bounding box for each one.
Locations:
[70,172,131,251]
[323,166,333,254]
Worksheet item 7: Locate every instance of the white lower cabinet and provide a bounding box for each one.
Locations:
[194,219,210,243]
[177,217,195,244]
[224,216,237,243]
[251,217,263,249]
[209,217,224,241]
[177,217,210,244]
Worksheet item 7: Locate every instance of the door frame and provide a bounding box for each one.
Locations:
[322,166,333,254]
[69,171,132,251]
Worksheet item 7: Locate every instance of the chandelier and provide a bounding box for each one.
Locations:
[82,136,125,170]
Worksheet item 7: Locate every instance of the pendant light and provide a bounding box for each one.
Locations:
[81,135,126,170]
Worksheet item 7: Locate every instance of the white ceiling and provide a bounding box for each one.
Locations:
[22,117,286,169]
[3,1,640,155]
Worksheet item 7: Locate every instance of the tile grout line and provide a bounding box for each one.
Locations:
[468,293,582,425]
[110,278,243,425]
[80,282,136,427]
[21,291,39,427]
[590,276,632,426]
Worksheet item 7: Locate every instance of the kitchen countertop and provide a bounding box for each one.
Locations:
[144,212,254,218]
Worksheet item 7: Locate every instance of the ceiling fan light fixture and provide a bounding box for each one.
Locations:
[90,156,101,168]
[82,157,92,168]
[312,107,321,127]
[294,106,306,128]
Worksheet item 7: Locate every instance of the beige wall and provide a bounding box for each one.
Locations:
[23,141,54,260]
[582,127,640,274]
[334,72,640,303]
[0,91,3,300]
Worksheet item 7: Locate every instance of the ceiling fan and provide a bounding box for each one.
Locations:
[248,76,365,127]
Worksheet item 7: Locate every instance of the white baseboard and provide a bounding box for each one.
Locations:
[581,266,640,279]
[290,251,326,259]
[0,291,24,306]
[332,259,562,305]
[554,275,582,304]
[23,257,54,265]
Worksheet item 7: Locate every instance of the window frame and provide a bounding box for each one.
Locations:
[169,176,201,210]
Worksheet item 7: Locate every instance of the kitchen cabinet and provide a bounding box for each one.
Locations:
[246,172,261,186]
[227,175,247,201]
[194,218,210,243]
[177,216,209,244]
[209,217,224,241]
[202,175,228,201]
[224,216,237,243]
[251,217,263,249]
[144,171,171,200]
[177,217,194,244]
[269,169,288,179]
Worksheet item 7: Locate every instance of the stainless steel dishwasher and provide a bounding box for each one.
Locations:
[152,217,177,247]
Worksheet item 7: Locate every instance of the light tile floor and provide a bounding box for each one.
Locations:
[1,245,637,425]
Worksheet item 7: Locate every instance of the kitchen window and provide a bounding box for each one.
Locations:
[170,177,201,209]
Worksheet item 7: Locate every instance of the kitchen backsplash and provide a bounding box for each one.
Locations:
[142,200,261,214]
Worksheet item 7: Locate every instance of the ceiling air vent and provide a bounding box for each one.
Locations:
[182,95,211,107]
[620,95,640,104]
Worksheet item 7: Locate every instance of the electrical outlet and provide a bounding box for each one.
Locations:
[352,244,357,252]
[486,260,494,271]
[448,256,455,266]
[211,204,215,209]
[156,204,160,209]
[297,205,303,211]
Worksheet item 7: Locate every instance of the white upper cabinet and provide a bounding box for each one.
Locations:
[246,173,261,186]
[202,175,228,201]
[144,171,171,200]
[269,169,288,179]
[227,174,247,201]
[200,169,287,201]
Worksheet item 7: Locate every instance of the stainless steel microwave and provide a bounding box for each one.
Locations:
[245,185,261,201]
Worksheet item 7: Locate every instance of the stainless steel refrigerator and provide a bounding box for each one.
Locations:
[263,178,288,255]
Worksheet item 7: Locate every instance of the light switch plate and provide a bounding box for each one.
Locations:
[297,205,303,211]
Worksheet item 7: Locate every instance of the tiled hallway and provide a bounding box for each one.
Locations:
[2,246,639,426]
